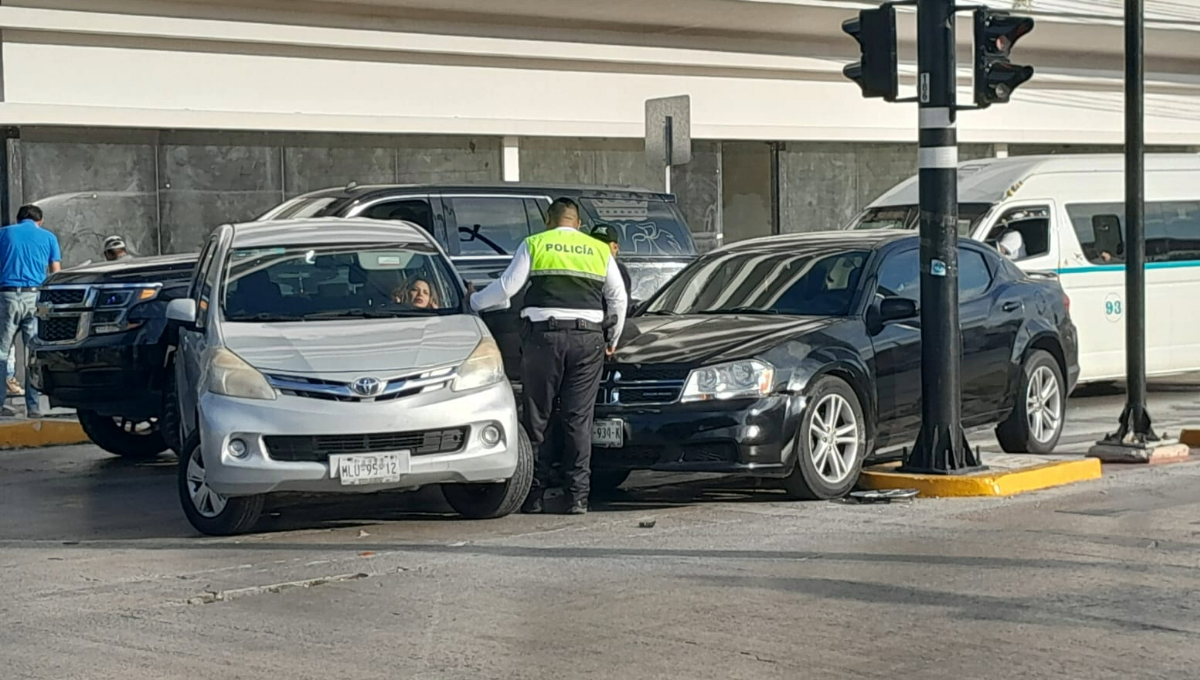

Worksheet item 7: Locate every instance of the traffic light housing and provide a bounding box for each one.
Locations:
[842,6,898,101]
[974,9,1035,108]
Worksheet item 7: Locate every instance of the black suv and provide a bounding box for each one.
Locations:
[30,253,198,458]
[258,183,699,378]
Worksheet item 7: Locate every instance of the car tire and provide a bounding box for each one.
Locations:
[782,375,867,501]
[178,438,264,536]
[77,409,168,460]
[160,367,184,457]
[442,425,535,520]
[996,349,1066,454]
[590,470,632,495]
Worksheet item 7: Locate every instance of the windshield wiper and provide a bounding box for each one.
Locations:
[699,307,779,315]
[231,312,307,322]
[302,308,438,320]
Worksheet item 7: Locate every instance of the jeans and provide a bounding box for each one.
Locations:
[0,291,39,414]
[5,346,13,381]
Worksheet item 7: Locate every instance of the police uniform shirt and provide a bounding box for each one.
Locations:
[470,227,628,347]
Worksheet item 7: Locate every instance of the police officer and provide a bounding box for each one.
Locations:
[471,197,628,515]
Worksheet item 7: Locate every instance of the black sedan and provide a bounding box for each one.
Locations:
[591,230,1079,500]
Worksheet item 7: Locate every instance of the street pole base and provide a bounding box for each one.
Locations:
[1088,438,1190,464]
[898,423,985,475]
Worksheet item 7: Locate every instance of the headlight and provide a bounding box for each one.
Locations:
[205,348,277,401]
[681,359,774,403]
[451,337,505,392]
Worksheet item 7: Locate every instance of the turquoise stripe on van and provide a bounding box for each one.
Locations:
[1059,261,1200,275]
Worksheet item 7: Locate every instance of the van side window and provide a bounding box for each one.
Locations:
[358,198,436,234]
[447,197,537,256]
[984,206,1051,260]
[1065,201,1196,264]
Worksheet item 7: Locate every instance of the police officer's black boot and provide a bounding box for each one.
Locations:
[566,496,588,515]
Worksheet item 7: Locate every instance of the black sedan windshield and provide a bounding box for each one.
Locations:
[644,249,870,317]
[222,243,462,322]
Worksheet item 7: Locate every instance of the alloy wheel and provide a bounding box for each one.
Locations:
[1026,365,1062,444]
[185,446,228,518]
[808,393,860,484]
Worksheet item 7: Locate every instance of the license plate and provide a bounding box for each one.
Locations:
[330,452,410,486]
[593,419,624,448]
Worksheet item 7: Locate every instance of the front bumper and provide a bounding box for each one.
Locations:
[32,338,169,418]
[590,394,803,477]
[199,380,520,497]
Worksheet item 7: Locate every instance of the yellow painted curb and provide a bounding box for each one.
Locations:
[0,418,88,449]
[1181,430,1200,448]
[859,458,1103,498]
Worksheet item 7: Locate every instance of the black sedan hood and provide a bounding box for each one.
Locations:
[48,253,199,286]
[617,314,840,365]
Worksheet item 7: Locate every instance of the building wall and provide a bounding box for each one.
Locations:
[17,128,501,266]
[720,142,775,246]
[778,142,997,233]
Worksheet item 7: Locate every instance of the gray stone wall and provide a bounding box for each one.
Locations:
[17,128,502,267]
[778,142,996,234]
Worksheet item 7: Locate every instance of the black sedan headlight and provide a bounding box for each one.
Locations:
[681,359,775,403]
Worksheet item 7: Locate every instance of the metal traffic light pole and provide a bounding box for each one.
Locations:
[1088,0,1189,462]
[899,0,980,474]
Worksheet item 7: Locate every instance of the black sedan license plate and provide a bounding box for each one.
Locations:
[593,419,623,448]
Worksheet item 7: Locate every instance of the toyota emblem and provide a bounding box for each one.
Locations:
[351,376,384,397]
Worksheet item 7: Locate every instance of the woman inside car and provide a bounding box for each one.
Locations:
[393,276,440,309]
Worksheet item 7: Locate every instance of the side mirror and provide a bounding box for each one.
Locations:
[166,298,198,325]
[879,297,918,323]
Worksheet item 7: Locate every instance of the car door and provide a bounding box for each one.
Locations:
[175,235,223,440]
[958,246,1021,424]
[440,193,551,381]
[869,246,923,447]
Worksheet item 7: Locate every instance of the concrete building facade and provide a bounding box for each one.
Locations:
[4,0,1200,265]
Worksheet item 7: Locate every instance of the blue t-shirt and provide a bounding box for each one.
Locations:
[0,220,62,287]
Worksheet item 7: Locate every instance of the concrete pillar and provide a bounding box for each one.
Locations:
[995,143,1009,159]
[502,136,520,182]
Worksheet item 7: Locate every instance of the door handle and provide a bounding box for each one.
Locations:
[1002,301,1022,313]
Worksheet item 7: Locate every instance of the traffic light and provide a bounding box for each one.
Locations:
[842,6,898,101]
[973,9,1035,107]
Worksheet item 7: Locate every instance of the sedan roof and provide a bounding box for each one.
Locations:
[228,217,437,249]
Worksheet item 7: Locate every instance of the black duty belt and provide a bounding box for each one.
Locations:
[0,287,38,293]
[527,318,603,333]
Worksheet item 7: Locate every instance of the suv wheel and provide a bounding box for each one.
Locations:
[178,439,264,536]
[77,409,168,460]
[996,349,1066,454]
[442,425,534,519]
[781,376,867,500]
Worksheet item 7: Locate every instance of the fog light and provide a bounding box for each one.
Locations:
[745,425,762,441]
[480,424,502,447]
[228,438,249,459]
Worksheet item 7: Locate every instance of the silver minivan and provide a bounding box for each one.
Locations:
[166,218,532,535]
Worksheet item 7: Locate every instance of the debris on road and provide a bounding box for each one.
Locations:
[185,572,369,605]
[638,518,657,528]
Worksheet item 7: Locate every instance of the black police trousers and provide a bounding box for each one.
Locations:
[520,319,606,502]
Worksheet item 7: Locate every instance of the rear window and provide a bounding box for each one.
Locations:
[851,203,993,236]
[579,198,695,257]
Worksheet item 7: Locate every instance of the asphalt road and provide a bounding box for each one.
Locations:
[2,381,1199,680]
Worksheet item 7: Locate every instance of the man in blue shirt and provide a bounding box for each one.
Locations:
[0,205,62,417]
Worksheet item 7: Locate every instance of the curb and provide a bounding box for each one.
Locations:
[859,458,1103,498]
[0,418,88,449]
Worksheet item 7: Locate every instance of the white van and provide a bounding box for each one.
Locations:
[847,153,1200,386]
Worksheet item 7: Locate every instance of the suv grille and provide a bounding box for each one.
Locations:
[39,289,87,306]
[39,316,81,342]
[264,428,469,462]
